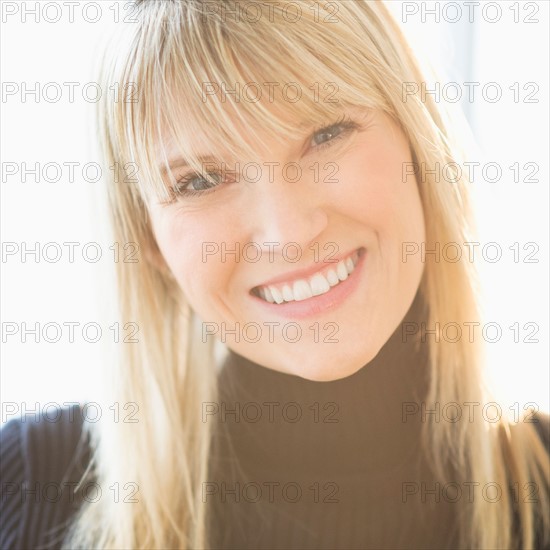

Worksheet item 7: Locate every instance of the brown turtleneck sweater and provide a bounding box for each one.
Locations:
[205,293,461,548]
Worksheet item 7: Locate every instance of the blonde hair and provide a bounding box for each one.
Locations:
[64,1,549,548]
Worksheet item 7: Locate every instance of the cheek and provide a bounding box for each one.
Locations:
[328,130,425,310]
[151,210,234,304]
[334,135,425,244]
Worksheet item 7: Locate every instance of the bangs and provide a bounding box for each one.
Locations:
[101,0,394,204]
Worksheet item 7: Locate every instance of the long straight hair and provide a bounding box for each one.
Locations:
[65,1,549,548]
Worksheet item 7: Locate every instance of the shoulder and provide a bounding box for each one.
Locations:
[0,405,93,550]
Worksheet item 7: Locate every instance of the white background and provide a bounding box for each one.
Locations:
[1,1,548,423]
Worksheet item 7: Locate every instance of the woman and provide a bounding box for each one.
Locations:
[1,0,548,548]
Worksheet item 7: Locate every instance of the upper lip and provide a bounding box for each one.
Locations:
[251,247,363,291]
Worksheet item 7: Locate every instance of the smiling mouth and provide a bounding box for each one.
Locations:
[251,247,365,304]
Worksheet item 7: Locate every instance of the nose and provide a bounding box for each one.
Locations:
[247,164,329,259]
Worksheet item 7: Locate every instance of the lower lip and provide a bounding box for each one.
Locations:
[250,248,366,320]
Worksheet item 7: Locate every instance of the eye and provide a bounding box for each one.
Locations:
[171,171,227,199]
[310,117,359,150]
[312,125,344,146]
[161,116,360,203]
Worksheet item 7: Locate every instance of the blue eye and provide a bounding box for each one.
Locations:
[163,116,359,202]
[177,172,222,192]
[312,125,344,146]
[170,171,226,199]
[310,117,358,150]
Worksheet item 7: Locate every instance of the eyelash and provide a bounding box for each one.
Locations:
[169,115,359,200]
[310,114,358,151]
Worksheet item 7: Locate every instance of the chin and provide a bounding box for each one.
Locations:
[281,346,380,382]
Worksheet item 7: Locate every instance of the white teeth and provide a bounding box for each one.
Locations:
[263,286,275,303]
[269,286,284,304]
[326,269,340,286]
[256,249,362,304]
[309,273,330,296]
[293,279,313,301]
[282,285,294,302]
[336,261,348,281]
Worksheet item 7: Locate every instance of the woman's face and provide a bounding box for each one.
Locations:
[148,107,425,381]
